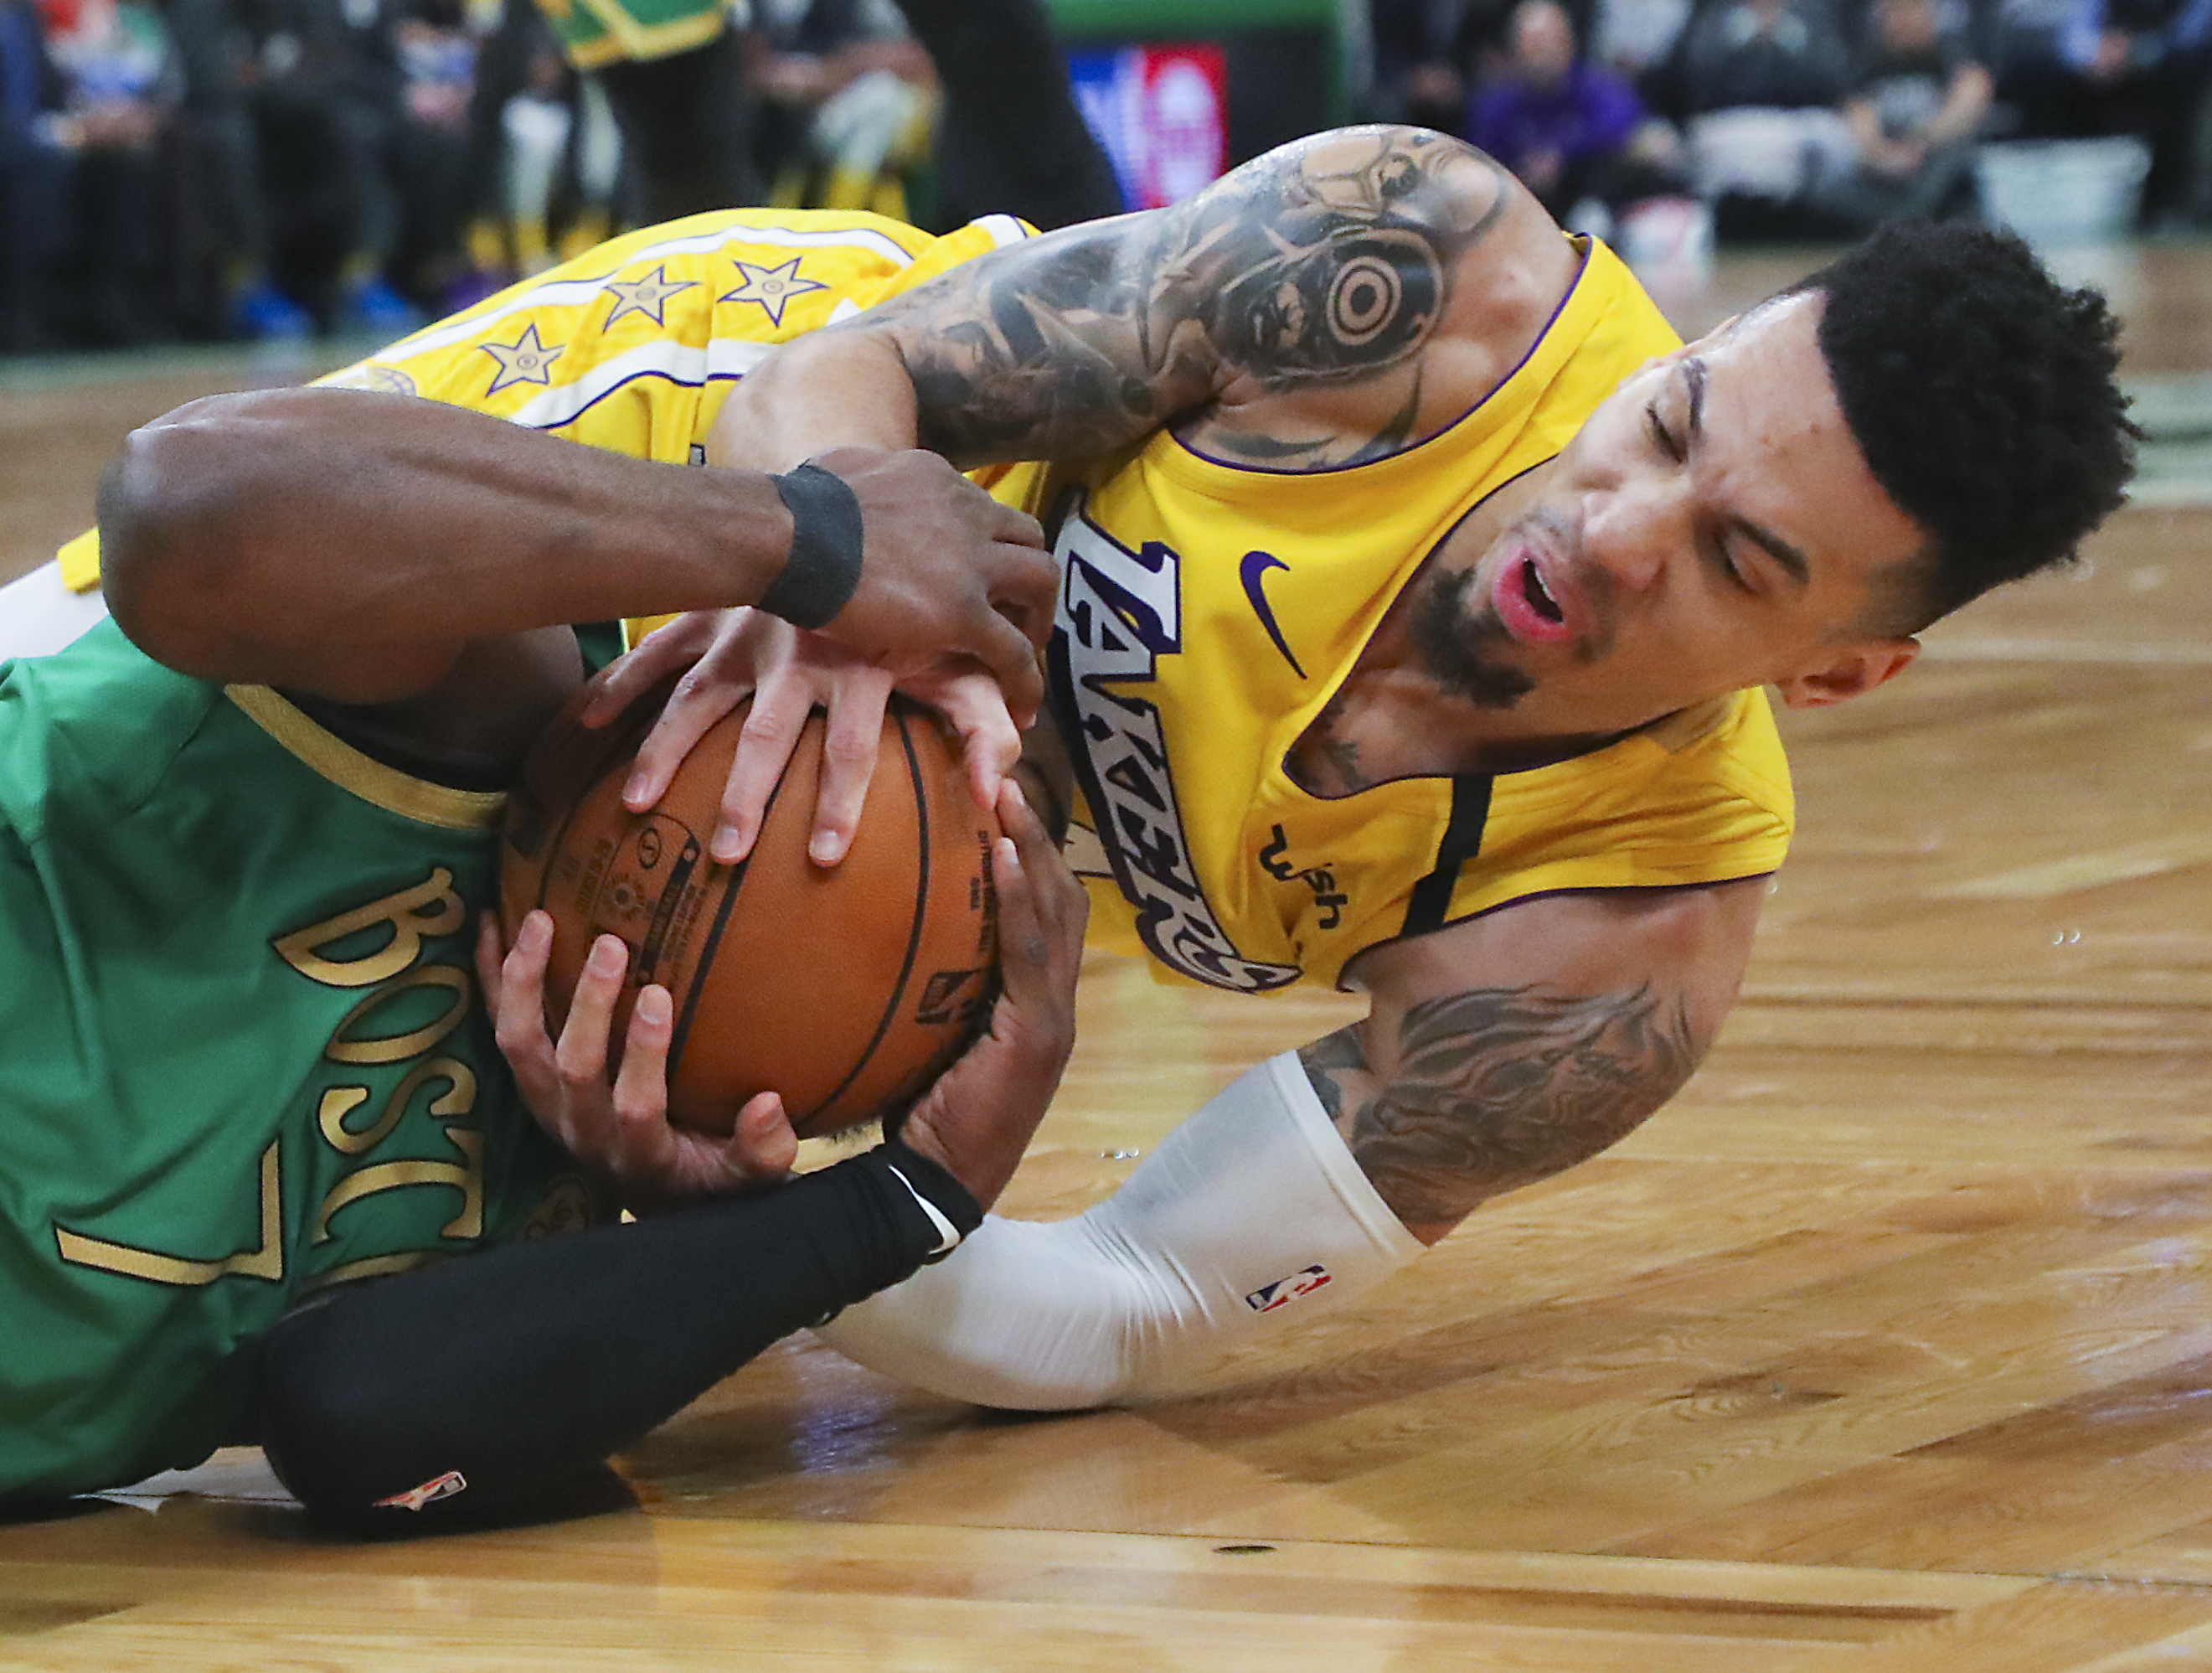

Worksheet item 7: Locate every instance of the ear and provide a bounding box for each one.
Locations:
[1772,638,1919,710]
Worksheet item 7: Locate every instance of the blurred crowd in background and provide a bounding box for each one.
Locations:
[0,0,2204,354]
[0,0,997,350]
[1369,0,2211,256]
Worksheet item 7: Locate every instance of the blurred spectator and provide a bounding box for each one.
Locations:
[749,0,933,219]
[886,0,1119,231]
[165,0,313,338]
[0,0,73,349]
[385,0,482,304]
[37,0,180,343]
[531,0,757,225]
[1803,0,1989,230]
[1652,0,1861,235]
[1590,0,1695,79]
[1659,0,1856,110]
[1467,0,1683,221]
[235,0,422,333]
[1369,0,1481,128]
[1998,0,2212,225]
[477,6,619,275]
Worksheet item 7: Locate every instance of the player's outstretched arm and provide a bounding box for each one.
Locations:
[256,780,1082,1533]
[707,125,1565,477]
[95,389,1051,715]
[812,879,1764,1407]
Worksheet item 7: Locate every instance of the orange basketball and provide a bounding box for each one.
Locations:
[499,679,1002,1138]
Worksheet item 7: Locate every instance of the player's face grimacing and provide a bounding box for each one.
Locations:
[1432,292,1926,743]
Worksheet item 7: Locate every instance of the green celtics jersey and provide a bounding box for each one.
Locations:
[0,622,609,1500]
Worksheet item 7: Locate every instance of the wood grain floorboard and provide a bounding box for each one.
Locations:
[6,240,2212,1669]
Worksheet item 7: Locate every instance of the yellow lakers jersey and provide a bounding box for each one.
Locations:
[55,208,1034,596]
[987,236,1795,993]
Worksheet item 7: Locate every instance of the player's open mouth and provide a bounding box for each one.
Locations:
[1493,546,1575,644]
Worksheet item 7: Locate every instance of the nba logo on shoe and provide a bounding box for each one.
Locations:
[1245,1264,1333,1314]
[373,1469,469,1512]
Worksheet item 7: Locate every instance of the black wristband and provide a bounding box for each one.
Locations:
[760,462,864,630]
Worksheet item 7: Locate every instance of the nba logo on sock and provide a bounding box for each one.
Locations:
[1245,1264,1333,1314]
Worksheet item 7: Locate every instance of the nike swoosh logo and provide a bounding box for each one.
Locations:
[1239,550,1305,678]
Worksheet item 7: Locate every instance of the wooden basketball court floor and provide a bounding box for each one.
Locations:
[6,240,2212,1670]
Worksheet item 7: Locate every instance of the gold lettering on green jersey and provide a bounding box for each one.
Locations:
[54,1141,285,1286]
[273,868,466,988]
[324,964,472,1065]
[318,1056,479,1154]
[312,1127,486,1244]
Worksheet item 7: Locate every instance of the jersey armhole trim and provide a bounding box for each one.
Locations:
[1343,872,1781,991]
[224,685,507,832]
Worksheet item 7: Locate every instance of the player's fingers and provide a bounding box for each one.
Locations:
[724,1092,800,1185]
[986,788,1054,1011]
[918,664,1019,813]
[998,777,1084,939]
[608,982,675,1145]
[968,607,1046,725]
[985,516,1054,628]
[993,785,1083,1046]
[492,911,554,1059]
[625,658,753,813]
[580,612,712,727]
[625,701,730,813]
[553,932,626,1083]
[718,670,815,864]
[490,912,570,1125]
[811,664,894,866]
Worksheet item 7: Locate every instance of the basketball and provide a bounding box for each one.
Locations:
[498,678,1003,1139]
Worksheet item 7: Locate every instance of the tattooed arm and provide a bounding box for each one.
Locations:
[1309,876,1766,1242]
[706,125,1579,474]
[666,127,1571,866]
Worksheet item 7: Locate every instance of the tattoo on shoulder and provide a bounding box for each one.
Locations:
[1298,982,1703,1227]
[852,128,1517,466]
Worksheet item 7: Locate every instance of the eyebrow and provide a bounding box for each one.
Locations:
[1678,356,1812,589]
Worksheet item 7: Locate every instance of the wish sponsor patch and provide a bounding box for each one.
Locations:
[1245,1264,1333,1314]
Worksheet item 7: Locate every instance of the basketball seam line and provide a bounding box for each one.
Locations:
[810,705,934,1122]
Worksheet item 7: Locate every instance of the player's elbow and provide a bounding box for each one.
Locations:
[98,399,260,674]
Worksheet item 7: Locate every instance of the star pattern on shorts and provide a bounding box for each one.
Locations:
[482,323,564,395]
[603,265,697,327]
[719,257,827,327]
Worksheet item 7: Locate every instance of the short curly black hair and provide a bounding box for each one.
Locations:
[1789,220,2138,632]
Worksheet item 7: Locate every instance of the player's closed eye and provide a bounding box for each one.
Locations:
[1644,404,1683,462]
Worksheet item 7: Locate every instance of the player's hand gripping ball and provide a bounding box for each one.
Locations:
[499,675,1003,1138]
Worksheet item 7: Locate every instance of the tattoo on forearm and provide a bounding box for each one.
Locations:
[1299,983,1703,1226]
[847,128,1515,467]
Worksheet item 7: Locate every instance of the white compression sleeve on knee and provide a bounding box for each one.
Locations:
[811,1050,1425,1409]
